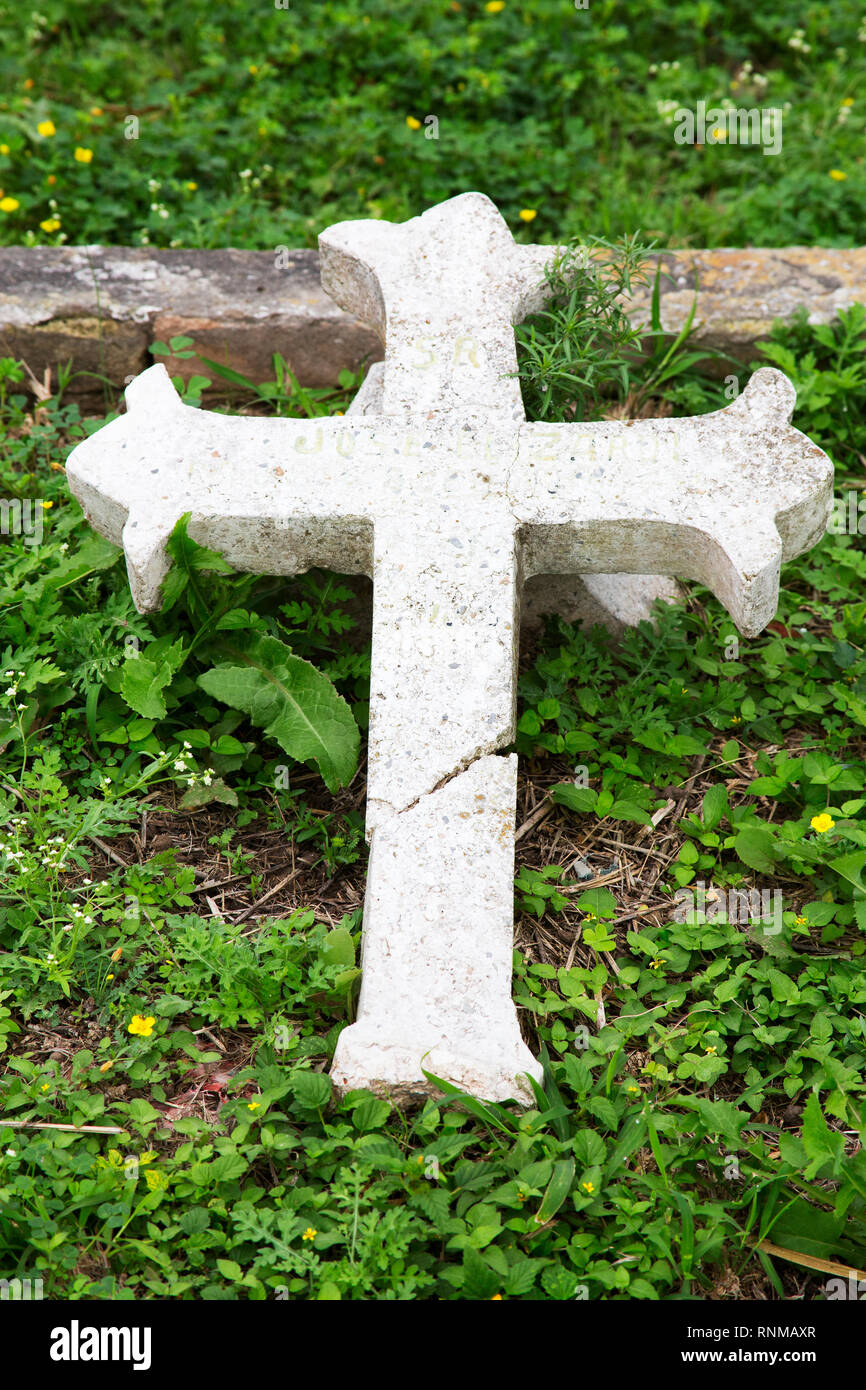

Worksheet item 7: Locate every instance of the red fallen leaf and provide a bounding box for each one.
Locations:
[201,1068,237,1092]
[766,621,793,638]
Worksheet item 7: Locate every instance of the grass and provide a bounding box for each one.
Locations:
[0,250,865,1298]
[0,0,863,251]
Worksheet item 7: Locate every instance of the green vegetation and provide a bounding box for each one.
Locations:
[0,0,863,250]
[1,270,864,1297]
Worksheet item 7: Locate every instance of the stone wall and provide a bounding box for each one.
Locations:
[1,244,863,408]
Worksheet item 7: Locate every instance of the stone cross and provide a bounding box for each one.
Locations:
[66,193,833,1105]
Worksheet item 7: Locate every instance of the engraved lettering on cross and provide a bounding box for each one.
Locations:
[66,193,833,1104]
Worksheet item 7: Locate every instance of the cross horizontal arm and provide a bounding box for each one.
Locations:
[511,369,833,636]
[66,364,443,610]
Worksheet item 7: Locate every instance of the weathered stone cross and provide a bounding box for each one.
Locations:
[66,193,833,1104]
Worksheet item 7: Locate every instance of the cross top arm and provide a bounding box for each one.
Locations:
[319,192,559,420]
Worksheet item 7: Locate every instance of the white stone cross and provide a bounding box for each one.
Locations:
[66,193,833,1104]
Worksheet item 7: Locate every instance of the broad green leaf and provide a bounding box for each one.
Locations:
[534,1157,575,1224]
[572,1129,606,1167]
[552,783,598,813]
[462,1248,500,1300]
[160,513,237,613]
[576,887,616,918]
[701,783,727,830]
[350,1097,391,1131]
[119,638,185,719]
[801,1093,845,1178]
[120,657,171,719]
[292,1069,332,1111]
[198,634,359,792]
[609,798,652,825]
[827,851,866,895]
[321,926,355,969]
[541,1265,580,1299]
[734,826,778,874]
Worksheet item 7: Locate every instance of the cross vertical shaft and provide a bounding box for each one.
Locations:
[332,506,542,1101]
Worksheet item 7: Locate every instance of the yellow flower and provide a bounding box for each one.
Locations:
[302,1227,317,1241]
[704,1045,717,1054]
[730,714,742,724]
[841,97,854,106]
[406,116,422,130]
[41,500,53,510]
[810,813,835,833]
[248,64,258,74]
[127,1014,155,1037]
[41,1083,50,1092]
[185,180,198,190]
[90,107,103,116]
[105,973,114,981]
[519,208,537,221]
[581,1181,595,1193]
[247,1100,260,1111]
[795,914,808,925]
[626,1084,640,1094]
[24,79,34,90]
[110,947,123,962]
[650,957,663,970]
[40,218,61,232]
[485,1,506,10]
[73,147,93,163]
[0,145,9,155]
[829,169,847,181]
[37,120,56,138]
[0,196,20,212]
[491,1293,503,1299]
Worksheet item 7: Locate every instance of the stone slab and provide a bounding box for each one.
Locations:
[0,244,380,408]
[3,243,863,406]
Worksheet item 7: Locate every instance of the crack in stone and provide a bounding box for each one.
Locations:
[395,740,510,819]
[368,722,514,831]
